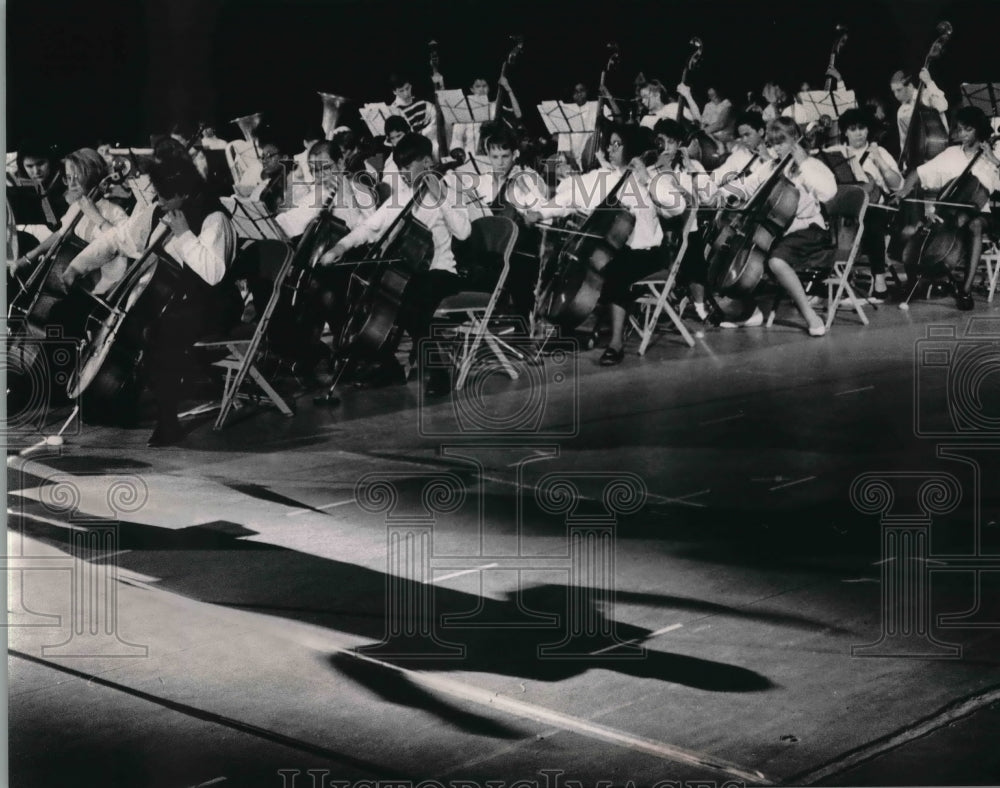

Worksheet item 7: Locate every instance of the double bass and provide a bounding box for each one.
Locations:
[580,42,621,172]
[802,24,849,152]
[492,35,526,137]
[536,170,635,329]
[705,153,800,296]
[676,37,726,171]
[898,21,953,173]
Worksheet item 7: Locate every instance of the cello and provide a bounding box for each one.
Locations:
[580,42,621,172]
[267,190,351,361]
[898,21,953,173]
[66,217,181,423]
[898,148,991,277]
[536,169,635,329]
[705,153,800,296]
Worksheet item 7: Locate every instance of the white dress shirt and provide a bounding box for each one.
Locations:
[69,204,235,286]
[337,178,471,273]
[738,157,838,235]
[916,145,1000,213]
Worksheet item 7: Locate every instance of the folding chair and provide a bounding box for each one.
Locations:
[190,241,296,429]
[979,240,999,302]
[432,216,519,391]
[627,208,697,354]
[767,184,870,330]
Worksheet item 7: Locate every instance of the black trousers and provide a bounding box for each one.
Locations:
[145,284,243,424]
[600,246,668,309]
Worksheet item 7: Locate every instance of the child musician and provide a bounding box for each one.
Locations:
[822,107,903,300]
[63,157,242,446]
[714,117,837,336]
[318,133,471,395]
[527,124,687,365]
[892,106,1000,310]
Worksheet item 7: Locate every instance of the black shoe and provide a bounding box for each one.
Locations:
[353,359,406,389]
[147,419,185,448]
[956,292,975,311]
[424,369,452,397]
[599,346,625,366]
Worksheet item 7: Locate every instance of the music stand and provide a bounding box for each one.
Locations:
[5,179,55,227]
[360,103,401,138]
[815,149,865,186]
[436,90,491,126]
[222,195,290,243]
[792,89,857,125]
[960,82,1000,117]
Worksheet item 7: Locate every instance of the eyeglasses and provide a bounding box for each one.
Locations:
[607,140,624,149]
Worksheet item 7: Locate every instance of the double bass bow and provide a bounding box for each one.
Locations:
[898,21,953,173]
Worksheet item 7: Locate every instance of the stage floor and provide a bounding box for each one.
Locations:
[8,295,1000,787]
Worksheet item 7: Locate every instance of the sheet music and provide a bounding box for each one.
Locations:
[360,102,402,137]
[793,90,857,123]
[222,195,289,242]
[436,90,491,125]
[129,174,157,210]
[537,101,598,134]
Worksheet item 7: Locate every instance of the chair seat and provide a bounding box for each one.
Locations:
[193,322,257,348]
[436,290,492,313]
[634,269,673,285]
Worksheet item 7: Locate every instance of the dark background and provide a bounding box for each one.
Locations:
[7,0,1000,152]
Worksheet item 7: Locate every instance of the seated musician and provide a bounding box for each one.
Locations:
[9,148,128,294]
[529,124,687,365]
[318,133,472,395]
[822,107,903,301]
[457,126,548,325]
[891,106,1000,310]
[449,76,524,159]
[713,111,770,184]
[700,86,736,154]
[61,156,242,446]
[761,82,793,123]
[639,80,697,130]
[713,117,837,337]
[334,129,381,192]
[650,119,713,321]
[9,141,68,249]
[890,68,949,155]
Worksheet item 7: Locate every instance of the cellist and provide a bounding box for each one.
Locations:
[822,107,903,300]
[318,133,471,395]
[891,106,1000,310]
[62,156,242,446]
[526,124,687,365]
[712,117,836,337]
